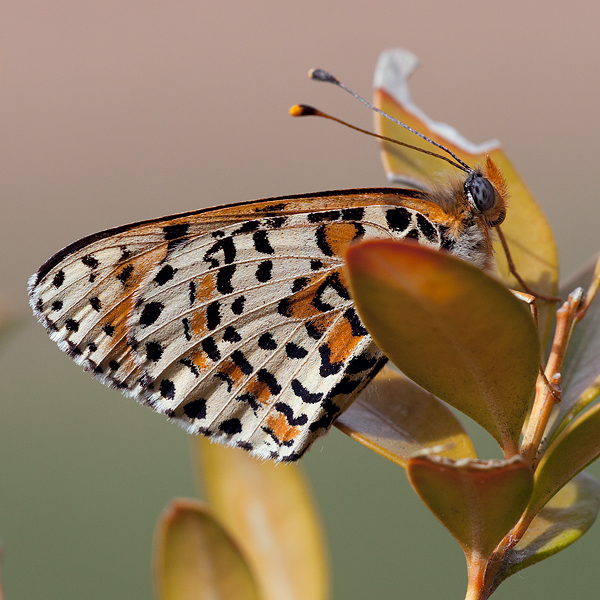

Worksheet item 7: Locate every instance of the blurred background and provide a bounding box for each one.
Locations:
[2,0,600,598]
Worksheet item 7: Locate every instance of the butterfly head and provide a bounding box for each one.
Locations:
[464,155,508,228]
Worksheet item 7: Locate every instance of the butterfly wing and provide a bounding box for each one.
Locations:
[29,188,449,461]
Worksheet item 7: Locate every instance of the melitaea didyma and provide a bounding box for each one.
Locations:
[28,67,509,462]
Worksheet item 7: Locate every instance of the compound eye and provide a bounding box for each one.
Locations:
[466,174,496,212]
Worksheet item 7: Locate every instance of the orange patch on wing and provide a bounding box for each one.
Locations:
[321,222,364,257]
[284,272,350,320]
[195,273,216,302]
[122,250,167,289]
[323,313,363,364]
[215,359,246,386]
[190,348,210,372]
[307,312,338,336]
[244,379,274,405]
[189,311,206,337]
[187,274,217,336]
[265,412,301,444]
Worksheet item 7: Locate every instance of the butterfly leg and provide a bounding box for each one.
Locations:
[497,227,561,302]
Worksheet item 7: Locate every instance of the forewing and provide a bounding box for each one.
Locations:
[29,189,443,461]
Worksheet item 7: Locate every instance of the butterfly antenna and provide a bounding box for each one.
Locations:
[309,68,472,174]
[290,104,468,173]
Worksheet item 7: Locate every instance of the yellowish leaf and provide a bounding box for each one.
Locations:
[336,367,477,467]
[407,455,533,561]
[154,499,260,600]
[524,401,600,523]
[194,439,328,600]
[373,48,558,342]
[346,240,539,455]
[493,473,600,587]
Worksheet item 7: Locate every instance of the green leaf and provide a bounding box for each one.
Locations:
[336,367,477,467]
[407,455,533,561]
[524,400,600,522]
[493,473,600,587]
[154,499,260,600]
[346,240,539,455]
[194,439,329,600]
[551,254,600,436]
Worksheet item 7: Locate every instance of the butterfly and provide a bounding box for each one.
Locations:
[28,69,509,462]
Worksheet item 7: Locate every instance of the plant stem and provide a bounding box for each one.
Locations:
[521,288,584,465]
[464,554,489,600]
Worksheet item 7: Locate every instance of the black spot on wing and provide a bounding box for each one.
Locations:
[233,220,259,234]
[255,260,273,282]
[416,213,438,242]
[277,298,291,317]
[231,295,246,315]
[163,223,190,240]
[256,369,281,395]
[291,379,323,403]
[145,341,163,362]
[253,230,274,254]
[216,372,234,392]
[386,207,412,232]
[52,270,65,288]
[81,254,99,269]
[274,402,309,426]
[202,337,221,361]
[206,301,221,330]
[89,297,101,312]
[346,352,379,374]
[159,379,176,399]
[305,320,324,340]
[258,332,277,350]
[315,225,333,257]
[183,398,207,419]
[286,343,308,359]
[139,302,164,327]
[216,265,236,294]
[236,392,260,413]
[231,349,253,375]
[154,264,176,286]
[312,273,350,312]
[341,207,365,220]
[220,418,242,435]
[204,236,236,268]
[182,318,192,341]
[179,358,200,377]
[318,345,343,377]
[292,277,309,293]
[308,210,341,223]
[223,325,242,343]
[116,264,134,285]
[189,281,197,305]
[344,307,368,337]
[65,318,79,332]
